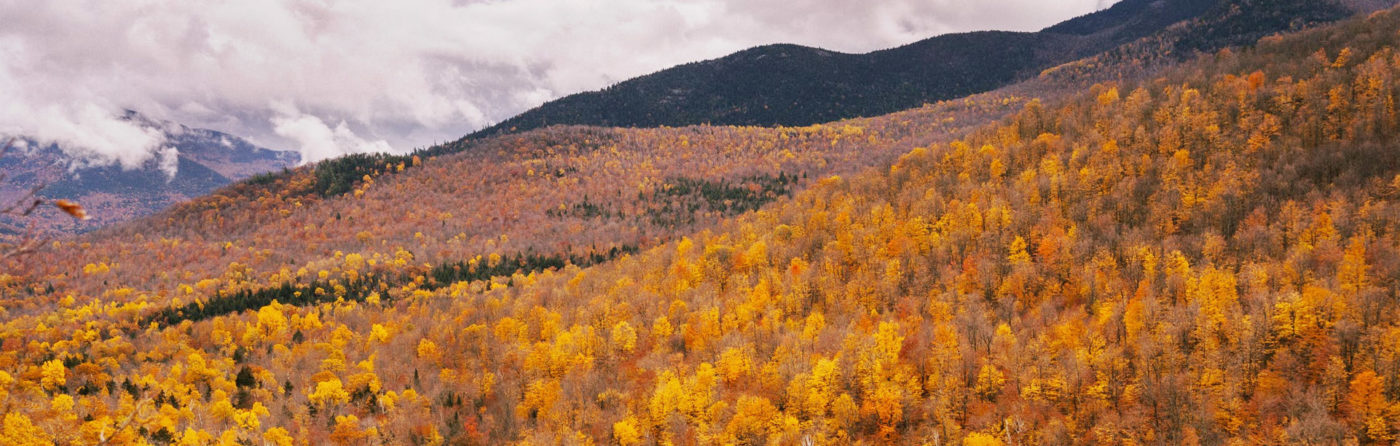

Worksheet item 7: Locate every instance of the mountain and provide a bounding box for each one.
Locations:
[0,114,298,236]
[301,0,1378,205]
[6,2,1400,445]
[469,0,1359,139]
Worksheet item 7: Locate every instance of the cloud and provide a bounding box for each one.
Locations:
[156,145,180,180]
[0,0,1116,164]
[272,110,393,163]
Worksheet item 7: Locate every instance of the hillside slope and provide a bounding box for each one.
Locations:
[2,4,1400,445]
[6,94,1023,312]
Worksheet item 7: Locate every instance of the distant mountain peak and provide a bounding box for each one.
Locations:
[0,114,298,235]
[467,0,1371,141]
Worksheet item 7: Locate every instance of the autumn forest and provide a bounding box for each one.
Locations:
[6,2,1400,446]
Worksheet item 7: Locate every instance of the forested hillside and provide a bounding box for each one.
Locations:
[2,93,1018,318]
[468,0,1365,139]
[3,4,1400,446]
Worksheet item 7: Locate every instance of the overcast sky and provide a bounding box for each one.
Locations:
[0,0,1118,166]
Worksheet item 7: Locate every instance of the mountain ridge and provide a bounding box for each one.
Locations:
[0,115,298,236]
[469,0,1340,139]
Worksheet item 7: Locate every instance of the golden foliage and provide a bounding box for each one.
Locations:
[7,8,1400,445]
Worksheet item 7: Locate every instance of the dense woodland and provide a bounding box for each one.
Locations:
[0,92,1019,318]
[3,4,1400,446]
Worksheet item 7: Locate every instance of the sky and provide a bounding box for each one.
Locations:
[0,0,1119,166]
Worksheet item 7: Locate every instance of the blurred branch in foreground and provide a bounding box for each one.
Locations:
[0,137,90,262]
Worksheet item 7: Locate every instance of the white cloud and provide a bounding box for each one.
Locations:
[0,0,1116,164]
[272,110,393,163]
[157,145,180,179]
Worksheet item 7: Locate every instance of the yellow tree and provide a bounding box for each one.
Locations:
[1,413,52,445]
[308,378,350,409]
[1338,236,1369,295]
[613,416,642,446]
[40,360,65,391]
[1347,370,1393,442]
[610,321,637,356]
